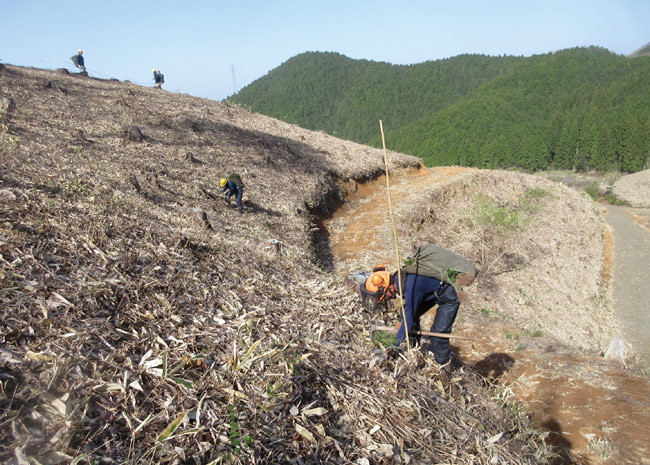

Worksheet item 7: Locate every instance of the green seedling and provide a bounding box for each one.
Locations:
[372,330,398,348]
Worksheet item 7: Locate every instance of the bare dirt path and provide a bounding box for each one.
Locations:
[604,205,650,362]
[325,168,650,465]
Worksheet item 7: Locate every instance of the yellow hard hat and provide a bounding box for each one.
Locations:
[152,69,157,73]
[78,49,83,54]
[219,178,227,187]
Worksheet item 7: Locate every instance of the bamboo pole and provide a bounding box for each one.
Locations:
[379,120,411,355]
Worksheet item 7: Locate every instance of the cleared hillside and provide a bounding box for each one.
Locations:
[613,169,650,207]
[1,66,557,464]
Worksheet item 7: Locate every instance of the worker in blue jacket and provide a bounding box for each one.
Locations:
[220,177,243,214]
[362,268,461,371]
[71,49,86,72]
[153,69,163,89]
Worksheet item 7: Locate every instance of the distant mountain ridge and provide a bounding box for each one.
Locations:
[230,47,650,173]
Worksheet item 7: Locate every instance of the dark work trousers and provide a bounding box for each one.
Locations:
[428,284,460,364]
[226,186,243,213]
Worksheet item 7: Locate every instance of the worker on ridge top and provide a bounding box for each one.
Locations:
[71,49,86,72]
[153,69,164,89]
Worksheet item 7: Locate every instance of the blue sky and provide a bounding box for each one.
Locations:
[2,0,648,101]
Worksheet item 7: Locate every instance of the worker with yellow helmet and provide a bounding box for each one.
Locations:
[71,49,86,73]
[220,173,245,214]
[153,69,164,89]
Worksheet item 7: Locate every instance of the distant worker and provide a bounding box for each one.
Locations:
[153,69,164,89]
[360,245,478,373]
[71,49,86,72]
[220,173,245,214]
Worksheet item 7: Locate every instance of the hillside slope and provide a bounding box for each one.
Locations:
[0,66,554,464]
[613,169,650,207]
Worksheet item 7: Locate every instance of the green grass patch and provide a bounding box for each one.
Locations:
[475,195,522,236]
[524,186,551,199]
[372,330,398,348]
[504,329,520,341]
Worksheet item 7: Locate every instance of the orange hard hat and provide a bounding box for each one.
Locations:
[371,273,385,287]
[365,270,391,294]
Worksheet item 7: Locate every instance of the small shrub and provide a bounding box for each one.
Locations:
[602,193,628,206]
[583,181,600,201]
[583,182,629,206]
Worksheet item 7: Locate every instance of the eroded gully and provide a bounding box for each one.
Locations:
[322,167,650,465]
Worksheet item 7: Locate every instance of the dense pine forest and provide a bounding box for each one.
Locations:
[229,47,650,172]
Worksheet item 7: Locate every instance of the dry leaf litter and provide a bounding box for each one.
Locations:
[1,65,557,464]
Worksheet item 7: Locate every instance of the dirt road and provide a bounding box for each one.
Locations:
[325,168,650,465]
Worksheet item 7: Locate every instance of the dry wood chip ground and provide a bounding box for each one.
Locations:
[1,65,556,464]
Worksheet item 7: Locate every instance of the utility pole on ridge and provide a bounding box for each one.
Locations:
[231,63,239,95]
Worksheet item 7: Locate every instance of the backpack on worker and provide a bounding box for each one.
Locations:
[228,173,244,189]
[403,244,478,288]
[159,73,164,84]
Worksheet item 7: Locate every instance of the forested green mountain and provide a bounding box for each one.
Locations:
[229,48,650,172]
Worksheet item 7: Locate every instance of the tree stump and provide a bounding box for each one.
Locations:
[123,125,144,142]
[1,97,16,114]
[129,174,141,193]
[186,208,213,230]
[45,80,66,94]
[185,152,201,163]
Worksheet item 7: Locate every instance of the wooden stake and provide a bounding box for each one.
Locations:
[371,325,473,341]
[379,120,411,355]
